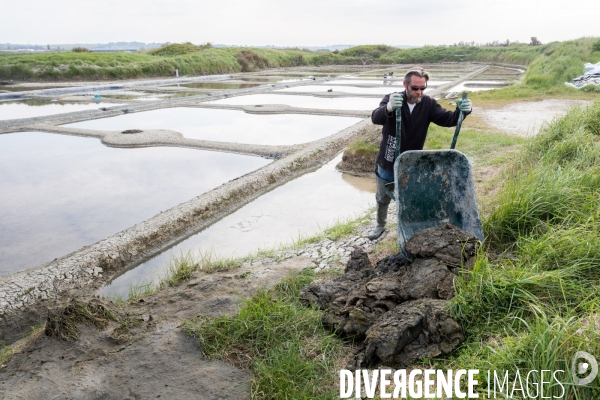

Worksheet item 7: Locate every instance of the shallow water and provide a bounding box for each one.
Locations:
[173,82,265,89]
[276,85,397,95]
[0,86,64,92]
[327,79,450,87]
[101,153,376,297]
[236,77,311,83]
[0,100,124,120]
[207,94,378,111]
[0,132,271,275]
[448,80,508,92]
[65,107,362,145]
[327,79,405,85]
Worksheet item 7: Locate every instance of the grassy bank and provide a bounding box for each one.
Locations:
[0,45,346,81]
[442,100,600,398]
[183,269,350,399]
[2,38,598,83]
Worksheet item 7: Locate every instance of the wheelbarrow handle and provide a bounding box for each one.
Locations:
[384,94,404,201]
[394,94,403,160]
[450,92,468,150]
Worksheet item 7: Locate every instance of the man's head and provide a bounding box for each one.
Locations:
[403,67,429,104]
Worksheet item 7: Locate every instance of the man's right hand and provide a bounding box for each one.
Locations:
[386,93,403,113]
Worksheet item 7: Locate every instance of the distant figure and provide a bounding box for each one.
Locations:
[121,109,131,114]
[367,66,472,240]
[383,74,388,79]
[389,72,394,76]
[99,107,108,111]
[327,89,333,92]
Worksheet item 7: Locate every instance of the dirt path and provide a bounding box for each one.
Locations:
[478,99,591,137]
[0,257,314,399]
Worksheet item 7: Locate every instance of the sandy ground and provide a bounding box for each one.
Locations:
[478,99,592,137]
[0,257,314,400]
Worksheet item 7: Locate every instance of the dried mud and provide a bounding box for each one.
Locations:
[0,257,314,400]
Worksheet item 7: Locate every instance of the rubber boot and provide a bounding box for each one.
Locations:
[368,202,389,240]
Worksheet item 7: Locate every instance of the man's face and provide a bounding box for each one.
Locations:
[403,76,427,104]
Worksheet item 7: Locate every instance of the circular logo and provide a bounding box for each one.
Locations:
[571,351,598,386]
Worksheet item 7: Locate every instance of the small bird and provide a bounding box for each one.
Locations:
[383,74,388,79]
[121,109,132,114]
[389,72,394,76]
[99,107,108,111]
[327,89,333,92]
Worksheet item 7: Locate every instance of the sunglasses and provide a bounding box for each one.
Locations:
[408,85,427,91]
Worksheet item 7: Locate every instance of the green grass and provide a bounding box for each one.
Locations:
[147,42,210,57]
[431,100,600,397]
[0,325,45,367]
[182,269,350,399]
[3,37,599,86]
[0,46,338,81]
[347,137,379,155]
[424,124,525,167]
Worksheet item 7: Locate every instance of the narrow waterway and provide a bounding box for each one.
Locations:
[101,153,376,297]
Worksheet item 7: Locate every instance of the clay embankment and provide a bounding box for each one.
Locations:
[0,115,372,344]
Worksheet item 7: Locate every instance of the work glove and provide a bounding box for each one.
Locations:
[456,98,472,115]
[386,93,403,113]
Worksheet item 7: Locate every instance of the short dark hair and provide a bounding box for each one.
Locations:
[404,67,429,84]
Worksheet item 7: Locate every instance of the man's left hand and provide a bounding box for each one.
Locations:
[457,98,472,115]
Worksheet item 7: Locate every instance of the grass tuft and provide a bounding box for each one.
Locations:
[183,269,351,399]
[44,300,117,341]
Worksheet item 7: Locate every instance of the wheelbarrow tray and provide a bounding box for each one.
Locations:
[393,149,484,255]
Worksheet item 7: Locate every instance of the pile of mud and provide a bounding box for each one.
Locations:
[300,224,479,367]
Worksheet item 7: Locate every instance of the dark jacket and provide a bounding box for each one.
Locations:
[371,92,463,172]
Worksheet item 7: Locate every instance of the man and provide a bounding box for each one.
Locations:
[367,67,472,240]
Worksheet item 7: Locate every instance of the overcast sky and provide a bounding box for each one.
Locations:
[2,0,598,46]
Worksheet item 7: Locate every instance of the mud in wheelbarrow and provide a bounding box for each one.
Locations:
[390,149,484,258]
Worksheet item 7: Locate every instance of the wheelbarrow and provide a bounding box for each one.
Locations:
[384,92,484,259]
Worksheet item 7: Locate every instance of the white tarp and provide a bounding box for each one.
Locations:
[565,61,600,88]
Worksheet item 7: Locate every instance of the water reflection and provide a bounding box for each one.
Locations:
[277,85,397,95]
[174,82,264,89]
[208,94,377,111]
[0,100,124,120]
[0,86,64,92]
[66,108,363,145]
[327,79,450,86]
[102,153,376,297]
[236,78,310,83]
[0,132,271,275]
[448,80,507,92]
